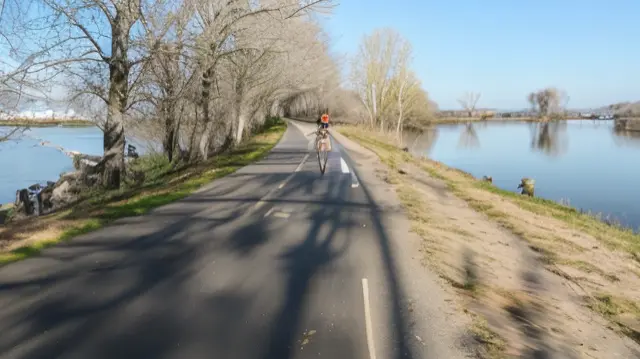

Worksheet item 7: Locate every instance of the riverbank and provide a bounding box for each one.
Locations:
[336,125,640,358]
[0,119,287,264]
[0,118,95,127]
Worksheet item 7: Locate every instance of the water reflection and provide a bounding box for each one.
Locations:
[458,122,480,149]
[407,119,640,231]
[528,121,568,157]
[612,127,640,148]
[402,128,439,155]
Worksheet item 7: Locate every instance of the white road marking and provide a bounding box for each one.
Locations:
[273,212,290,219]
[295,154,309,172]
[263,207,276,217]
[253,153,309,211]
[362,278,377,359]
[340,157,350,174]
[278,153,309,189]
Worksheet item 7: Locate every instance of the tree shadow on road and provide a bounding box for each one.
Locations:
[0,146,419,359]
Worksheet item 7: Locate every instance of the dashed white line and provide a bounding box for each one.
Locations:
[254,200,266,210]
[340,157,350,174]
[295,154,309,172]
[273,211,290,219]
[278,153,309,189]
[362,278,377,359]
[263,207,275,217]
[253,153,309,210]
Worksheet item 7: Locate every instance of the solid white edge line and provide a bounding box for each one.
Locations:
[362,278,377,359]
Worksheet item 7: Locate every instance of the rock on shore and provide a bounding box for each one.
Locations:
[11,153,102,220]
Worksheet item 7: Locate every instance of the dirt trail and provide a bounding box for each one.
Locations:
[337,127,640,359]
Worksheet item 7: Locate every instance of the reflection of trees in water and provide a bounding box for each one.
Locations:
[529,120,568,157]
[401,127,439,156]
[457,122,480,149]
[612,128,640,148]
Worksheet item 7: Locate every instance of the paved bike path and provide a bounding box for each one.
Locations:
[0,122,397,359]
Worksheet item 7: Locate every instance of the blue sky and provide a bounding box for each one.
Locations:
[322,0,640,110]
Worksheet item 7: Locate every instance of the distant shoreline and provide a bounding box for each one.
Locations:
[0,119,95,127]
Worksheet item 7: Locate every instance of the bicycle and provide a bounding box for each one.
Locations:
[315,128,330,174]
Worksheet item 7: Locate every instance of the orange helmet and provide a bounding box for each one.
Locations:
[321,114,329,123]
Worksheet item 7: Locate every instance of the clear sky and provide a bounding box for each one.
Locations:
[322,0,640,110]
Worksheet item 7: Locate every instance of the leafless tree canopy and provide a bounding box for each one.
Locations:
[349,28,436,138]
[4,0,337,187]
[527,87,568,118]
[458,92,481,118]
[0,127,26,143]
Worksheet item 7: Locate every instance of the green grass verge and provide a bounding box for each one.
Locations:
[0,119,287,265]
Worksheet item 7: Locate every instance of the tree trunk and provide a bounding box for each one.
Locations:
[234,84,245,145]
[201,67,213,126]
[187,108,201,162]
[162,100,176,162]
[396,81,405,139]
[102,15,129,189]
[236,112,247,144]
[199,120,213,161]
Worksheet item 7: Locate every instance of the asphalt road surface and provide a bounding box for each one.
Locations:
[0,121,448,359]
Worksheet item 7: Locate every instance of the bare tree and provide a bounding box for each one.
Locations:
[458,92,481,118]
[13,0,181,188]
[7,0,338,173]
[0,0,57,140]
[124,0,337,162]
[0,126,26,142]
[350,27,434,133]
[187,0,334,157]
[527,87,568,119]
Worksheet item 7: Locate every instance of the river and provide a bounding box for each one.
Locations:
[403,119,640,230]
[0,126,156,205]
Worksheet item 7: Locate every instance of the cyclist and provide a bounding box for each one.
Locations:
[316,113,330,130]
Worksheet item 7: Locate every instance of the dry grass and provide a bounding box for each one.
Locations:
[337,124,640,355]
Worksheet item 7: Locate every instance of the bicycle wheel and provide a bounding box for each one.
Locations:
[316,148,324,174]
[318,146,328,174]
[322,149,329,173]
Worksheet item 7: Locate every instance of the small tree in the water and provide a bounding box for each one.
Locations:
[527,87,568,119]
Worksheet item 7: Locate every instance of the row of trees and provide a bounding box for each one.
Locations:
[345,27,571,132]
[1,0,340,188]
[452,89,569,119]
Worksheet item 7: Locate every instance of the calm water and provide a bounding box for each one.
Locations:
[0,126,155,204]
[404,120,640,230]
